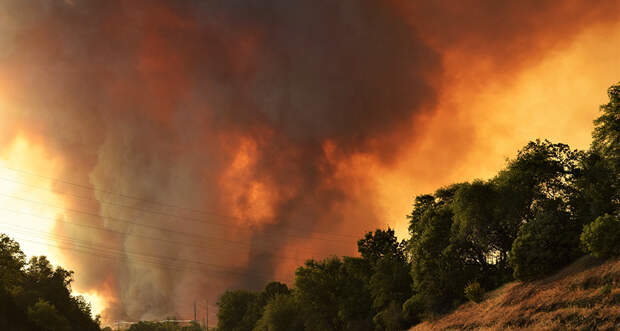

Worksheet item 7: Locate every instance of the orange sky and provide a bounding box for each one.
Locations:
[379,21,620,238]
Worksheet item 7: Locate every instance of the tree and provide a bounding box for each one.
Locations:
[253,294,305,331]
[337,257,374,331]
[407,192,466,319]
[580,214,620,258]
[591,82,620,215]
[260,282,289,303]
[451,180,514,286]
[358,228,411,330]
[592,82,620,174]
[509,200,581,281]
[0,234,99,331]
[0,234,26,288]
[27,299,70,331]
[293,256,375,331]
[357,228,406,266]
[216,290,260,331]
[573,151,617,224]
[294,257,347,331]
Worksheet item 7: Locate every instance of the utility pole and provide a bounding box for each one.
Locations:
[116,320,120,331]
[194,301,197,321]
[206,299,209,330]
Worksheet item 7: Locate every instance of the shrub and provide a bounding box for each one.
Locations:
[27,299,70,331]
[464,282,484,303]
[401,296,424,324]
[372,302,408,331]
[599,283,612,296]
[253,294,304,331]
[581,214,620,258]
[509,205,581,281]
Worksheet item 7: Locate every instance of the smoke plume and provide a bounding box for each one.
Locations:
[0,0,618,322]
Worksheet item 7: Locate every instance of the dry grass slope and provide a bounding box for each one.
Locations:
[410,256,620,331]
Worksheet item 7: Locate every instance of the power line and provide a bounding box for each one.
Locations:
[0,207,311,263]
[0,176,356,243]
[6,228,293,280]
[0,192,348,256]
[7,226,237,272]
[9,234,222,275]
[0,164,361,239]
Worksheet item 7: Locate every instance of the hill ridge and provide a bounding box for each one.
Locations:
[410,256,620,330]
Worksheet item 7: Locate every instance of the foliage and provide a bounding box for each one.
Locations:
[573,151,617,224]
[408,197,466,317]
[591,83,620,216]
[216,290,260,331]
[126,320,202,331]
[359,228,412,330]
[358,228,407,266]
[27,299,70,331]
[216,281,292,331]
[464,282,484,303]
[581,214,620,258]
[253,294,304,331]
[372,301,408,331]
[592,83,620,175]
[294,257,372,331]
[509,201,582,281]
[0,234,100,331]
[599,283,612,296]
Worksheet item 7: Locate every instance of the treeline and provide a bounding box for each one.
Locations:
[0,235,101,331]
[215,82,620,331]
[124,320,203,331]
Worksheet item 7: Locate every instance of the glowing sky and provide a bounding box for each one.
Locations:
[0,0,618,323]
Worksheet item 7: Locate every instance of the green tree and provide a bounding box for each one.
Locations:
[260,282,289,303]
[253,294,305,331]
[0,234,26,282]
[451,180,514,286]
[358,228,406,266]
[573,151,617,224]
[0,234,98,330]
[294,256,374,331]
[216,290,260,331]
[294,257,347,331]
[407,189,467,319]
[592,83,620,175]
[590,82,620,216]
[581,214,620,258]
[337,257,374,331]
[358,228,411,330]
[27,299,70,331]
[509,201,581,281]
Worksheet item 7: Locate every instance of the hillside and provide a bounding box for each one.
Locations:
[410,256,620,331]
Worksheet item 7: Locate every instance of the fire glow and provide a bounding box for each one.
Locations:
[0,0,618,324]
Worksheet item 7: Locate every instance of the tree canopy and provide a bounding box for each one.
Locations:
[0,234,101,331]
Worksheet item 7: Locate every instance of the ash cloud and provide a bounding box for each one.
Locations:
[0,0,617,322]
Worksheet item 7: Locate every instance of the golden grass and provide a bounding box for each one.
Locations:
[410,256,620,331]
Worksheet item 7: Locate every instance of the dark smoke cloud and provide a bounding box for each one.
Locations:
[0,0,617,322]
